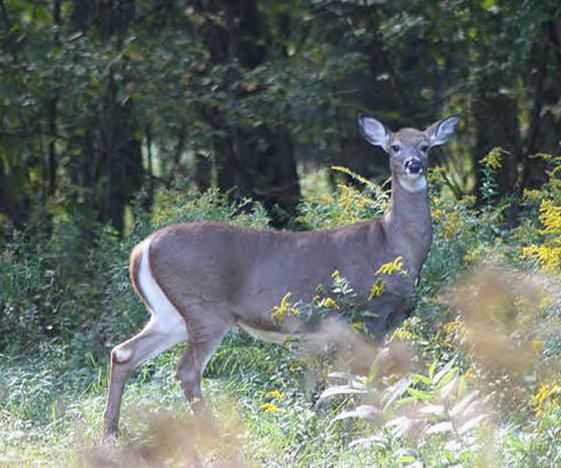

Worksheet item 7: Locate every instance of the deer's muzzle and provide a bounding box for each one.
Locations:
[404,158,423,175]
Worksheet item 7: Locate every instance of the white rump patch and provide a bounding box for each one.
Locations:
[136,239,188,360]
[399,175,427,192]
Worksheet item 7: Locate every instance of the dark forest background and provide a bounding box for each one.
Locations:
[2,3,561,462]
[1,0,560,238]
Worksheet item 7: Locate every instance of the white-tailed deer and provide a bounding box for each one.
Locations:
[103,114,459,437]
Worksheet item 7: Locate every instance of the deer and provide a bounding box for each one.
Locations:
[103,114,459,438]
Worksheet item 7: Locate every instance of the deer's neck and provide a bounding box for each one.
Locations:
[382,179,433,277]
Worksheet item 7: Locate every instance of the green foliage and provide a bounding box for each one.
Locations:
[151,185,270,230]
[3,159,561,465]
[310,156,561,465]
[0,186,270,360]
[298,166,389,229]
[3,0,559,238]
[320,358,489,465]
[2,0,561,464]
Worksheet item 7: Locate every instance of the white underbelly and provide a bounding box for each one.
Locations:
[238,323,299,344]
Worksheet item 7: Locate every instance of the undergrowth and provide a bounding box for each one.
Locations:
[2,153,561,466]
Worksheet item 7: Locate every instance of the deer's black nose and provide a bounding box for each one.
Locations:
[405,159,423,174]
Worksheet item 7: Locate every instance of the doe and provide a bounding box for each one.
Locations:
[103,114,459,437]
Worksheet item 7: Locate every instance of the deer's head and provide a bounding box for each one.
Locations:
[358,115,459,192]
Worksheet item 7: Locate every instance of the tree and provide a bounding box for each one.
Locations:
[1,0,560,241]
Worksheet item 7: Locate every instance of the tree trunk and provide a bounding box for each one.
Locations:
[521,20,561,192]
[472,92,521,194]
[69,0,143,233]
[101,71,143,232]
[196,0,301,226]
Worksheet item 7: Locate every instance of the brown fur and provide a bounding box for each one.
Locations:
[102,115,459,438]
[129,242,146,306]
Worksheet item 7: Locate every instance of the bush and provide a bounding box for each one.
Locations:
[314,155,561,466]
[0,184,271,366]
[3,160,561,466]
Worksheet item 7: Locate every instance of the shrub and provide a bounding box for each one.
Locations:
[0,184,271,366]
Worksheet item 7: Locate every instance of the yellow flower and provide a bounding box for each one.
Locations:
[529,152,553,160]
[330,165,372,187]
[442,210,461,238]
[531,340,544,353]
[375,256,404,276]
[540,199,561,234]
[323,297,340,309]
[391,328,414,341]
[259,403,280,412]
[539,295,552,311]
[523,189,543,201]
[480,147,506,169]
[271,292,300,324]
[441,320,465,340]
[352,321,367,333]
[432,207,444,222]
[522,244,561,272]
[368,278,386,301]
[445,320,463,331]
[265,390,284,400]
[429,167,448,185]
[464,247,483,264]
[532,382,560,416]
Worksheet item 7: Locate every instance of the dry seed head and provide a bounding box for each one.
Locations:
[446,265,552,380]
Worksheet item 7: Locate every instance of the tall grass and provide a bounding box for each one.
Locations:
[2,154,561,466]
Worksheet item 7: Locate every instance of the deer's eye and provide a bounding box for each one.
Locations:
[391,145,400,153]
[420,144,429,152]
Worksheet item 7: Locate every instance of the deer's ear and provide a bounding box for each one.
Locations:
[358,115,388,150]
[425,115,459,147]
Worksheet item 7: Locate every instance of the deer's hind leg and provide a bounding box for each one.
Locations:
[103,239,188,438]
[103,314,188,437]
[175,312,232,412]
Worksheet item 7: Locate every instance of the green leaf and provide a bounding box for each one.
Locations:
[409,372,432,385]
[320,384,368,399]
[395,396,418,408]
[418,404,446,416]
[457,413,488,434]
[382,377,413,411]
[428,358,438,380]
[449,392,478,417]
[425,421,453,435]
[407,387,433,400]
[439,376,458,400]
[433,359,457,386]
[332,405,377,421]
